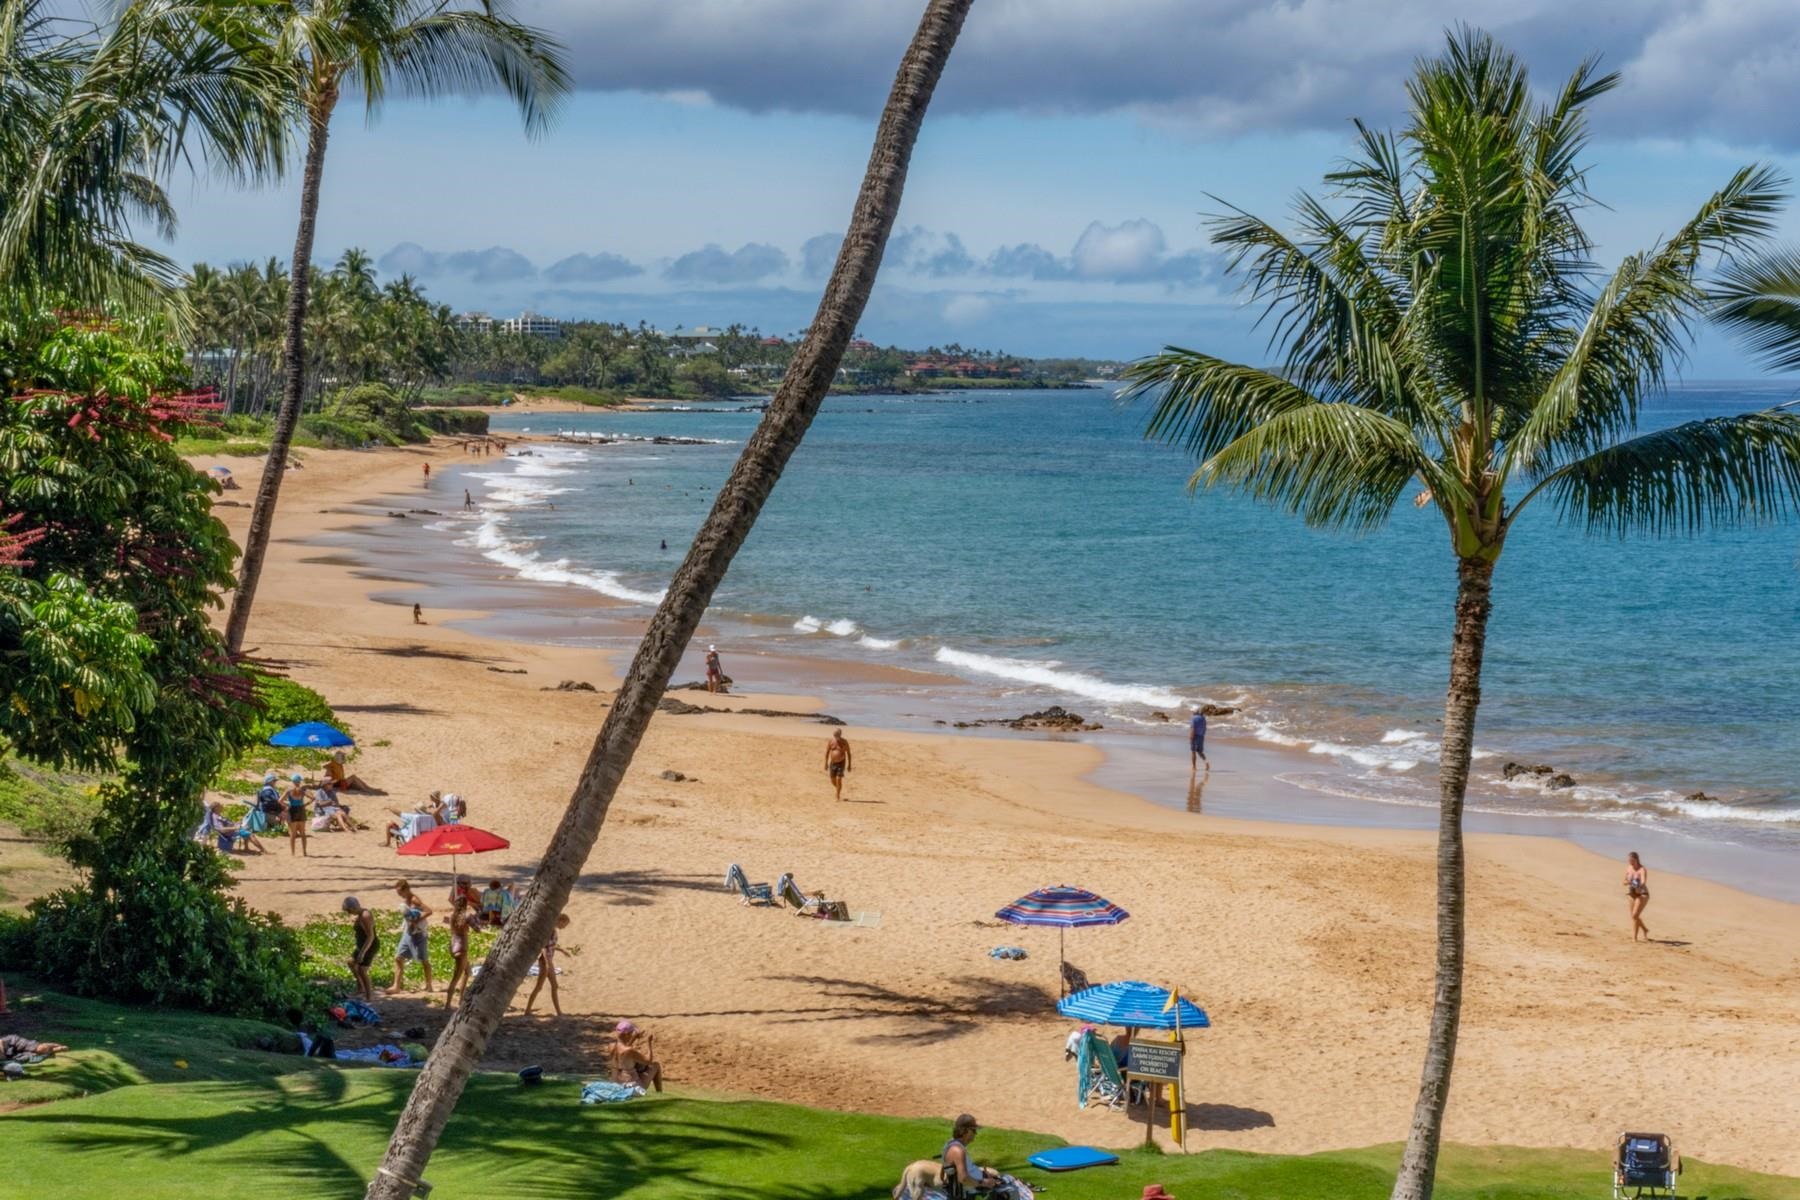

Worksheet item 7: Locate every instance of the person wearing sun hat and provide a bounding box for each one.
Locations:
[608,1019,662,1093]
[704,644,724,693]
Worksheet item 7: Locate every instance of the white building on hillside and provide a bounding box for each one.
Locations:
[499,311,563,339]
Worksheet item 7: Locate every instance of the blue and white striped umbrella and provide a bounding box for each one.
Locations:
[996,885,1129,996]
[1057,980,1210,1030]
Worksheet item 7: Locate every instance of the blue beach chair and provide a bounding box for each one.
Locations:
[725,863,772,906]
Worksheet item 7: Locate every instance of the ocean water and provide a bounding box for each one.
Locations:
[459,386,1800,852]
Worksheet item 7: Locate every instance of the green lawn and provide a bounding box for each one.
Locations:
[3,986,1795,1199]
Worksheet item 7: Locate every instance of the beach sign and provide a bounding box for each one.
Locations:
[1123,1039,1181,1082]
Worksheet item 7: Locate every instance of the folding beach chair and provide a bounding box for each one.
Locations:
[776,872,814,913]
[724,863,772,906]
[1614,1132,1680,1200]
[1076,1029,1126,1111]
[395,811,437,847]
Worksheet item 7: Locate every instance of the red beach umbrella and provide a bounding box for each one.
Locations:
[396,824,510,878]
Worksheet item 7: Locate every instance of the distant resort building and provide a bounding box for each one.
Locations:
[455,311,494,334]
[500,310,563,339]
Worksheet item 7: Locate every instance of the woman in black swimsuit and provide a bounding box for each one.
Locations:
[1624,852,1650,942]
[343,897,379,1001]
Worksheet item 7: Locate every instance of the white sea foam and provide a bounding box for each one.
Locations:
[857,634,901,650]
[932,646,1187,709]
[1382,729,1430,744]
[794,615,861,637]
[463,512,666,605]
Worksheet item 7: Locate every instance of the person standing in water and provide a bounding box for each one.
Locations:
[463,488,474,511]
[1188,705,1210,771]
[824,729,853,800]
[1624,852,1651,941]
[704,645,724,693]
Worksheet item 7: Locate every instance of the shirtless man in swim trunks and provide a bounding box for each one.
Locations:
[824,729,852,801]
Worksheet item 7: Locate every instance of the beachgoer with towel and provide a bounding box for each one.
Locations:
[609,1020,663,1092]
[391,880,434,994]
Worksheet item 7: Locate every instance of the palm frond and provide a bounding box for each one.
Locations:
[1712,245,1800,372]
[1198,403,1455,532]
[1503,164,1789,475]
[380,8,568,138]
[1124,348,1329,462]
[1530,410,1800,536]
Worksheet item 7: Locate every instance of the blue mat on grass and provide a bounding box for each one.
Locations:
[1027,1146,1119,1171]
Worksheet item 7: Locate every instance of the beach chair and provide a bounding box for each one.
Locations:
[1614,1132,1680,1199]
[724,863,772,906]
[1076,1029,1127,1111]
[395,811,437,847]
[776,872,814,914]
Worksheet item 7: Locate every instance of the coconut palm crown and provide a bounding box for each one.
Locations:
[1126,28,1800,1200]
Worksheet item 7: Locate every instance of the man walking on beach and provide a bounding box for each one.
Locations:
[1189,705,1209,772]
[824,729,852,800]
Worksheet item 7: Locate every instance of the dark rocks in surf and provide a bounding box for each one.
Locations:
[1502,762,1577,789]
[672,676,733,692]
[658,697,706,715]
[1150,712,1169,722]
[954,706,1102,733]
[1200,704,1238,717]
[1685,790,1719,803]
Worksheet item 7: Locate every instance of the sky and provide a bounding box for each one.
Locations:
[162,0,1800,372]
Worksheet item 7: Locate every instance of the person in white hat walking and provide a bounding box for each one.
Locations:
[704,644,724,694]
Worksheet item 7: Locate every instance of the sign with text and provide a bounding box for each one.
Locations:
[1124,1040,1182,1083]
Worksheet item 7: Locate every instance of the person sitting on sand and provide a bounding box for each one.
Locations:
[343,897,378,1002]
[941,1114,1002,1193]
[609,1019,663,1093]
[449,874,482,910]
[284,775,311,856]
[325,750,373,793]
[256,771,285,830]
[1625,851,1651,942]
[439,792,466,824]
[311,782,360,833]
[524,912,571,1016]
[391,880,434,993]
[382,792,442,846]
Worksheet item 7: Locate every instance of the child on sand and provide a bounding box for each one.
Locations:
[391,880,434,993]
[524,913,571,1016]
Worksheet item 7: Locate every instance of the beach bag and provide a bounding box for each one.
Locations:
[817,900,851,921]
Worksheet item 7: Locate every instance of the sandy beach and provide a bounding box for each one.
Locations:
[201,439,1800,1175]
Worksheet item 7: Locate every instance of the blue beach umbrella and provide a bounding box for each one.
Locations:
[1057,980,1210,1030]
[268,721,354,749]
[996,885,1129,995]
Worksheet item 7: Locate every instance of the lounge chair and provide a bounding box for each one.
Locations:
[1076,1028,1126,1111]
[724,863,772,906]
[1615,1132,1680,1199]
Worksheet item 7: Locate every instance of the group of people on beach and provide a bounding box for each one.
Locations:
[196,752,375,856]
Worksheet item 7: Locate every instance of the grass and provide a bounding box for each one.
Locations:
[2,985,1795,1199]
[0,756,103,842]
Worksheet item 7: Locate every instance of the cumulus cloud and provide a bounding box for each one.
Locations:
[800,232,843,278]
[379,242,536,283]
[543,251,643,283]
[665,242,790,284]
[886,226,977,277]
[513,2,1795,143]
[984,220,1215,286]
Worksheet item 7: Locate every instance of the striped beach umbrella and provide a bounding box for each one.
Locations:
[1057,980,1209,1030]
[996,885,1130,996]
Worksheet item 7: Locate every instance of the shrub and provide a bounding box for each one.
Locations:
[246,675,340,744]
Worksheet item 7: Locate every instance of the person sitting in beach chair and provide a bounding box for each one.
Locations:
[195,801,264,855]
[725,863,773,906]
[311,783,359,833]
[439,792,466,823]
[1614,1132,1680,1200]
[479,879,515,927]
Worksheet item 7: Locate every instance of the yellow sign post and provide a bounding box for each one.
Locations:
[1165,985,1186,1149]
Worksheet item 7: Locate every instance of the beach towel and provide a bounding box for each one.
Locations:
[989,945,1028,960]
[580,1080,644,1104]
[396,811,437,846]
[341,998,381,1026]
[334,1044,419,1067]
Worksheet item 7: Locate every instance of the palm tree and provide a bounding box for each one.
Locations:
[222,0,568,654]
[1125,30,1800,1200]
[361,1,975,1193]
[0,0,288,308]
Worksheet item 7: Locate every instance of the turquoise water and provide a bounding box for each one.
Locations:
[466,386,1800,850]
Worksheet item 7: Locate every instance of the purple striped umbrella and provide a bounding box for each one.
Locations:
[996,885,1130,996]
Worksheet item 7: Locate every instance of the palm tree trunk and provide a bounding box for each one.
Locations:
[1392,556,1494,1200]
[361,3,973,1195]
[223,91,335,654]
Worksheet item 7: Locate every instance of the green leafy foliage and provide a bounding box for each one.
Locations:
[0,755,102,841]
[246,674,339,743]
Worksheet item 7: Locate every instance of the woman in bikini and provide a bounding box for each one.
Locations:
[609,1020,663,1093]
[524,912,571,1016]
[284,775,311,856]
[443,894,474,1009]
[1624,852,1651,941]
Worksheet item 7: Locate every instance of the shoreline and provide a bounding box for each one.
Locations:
[195,440,1800,1175]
